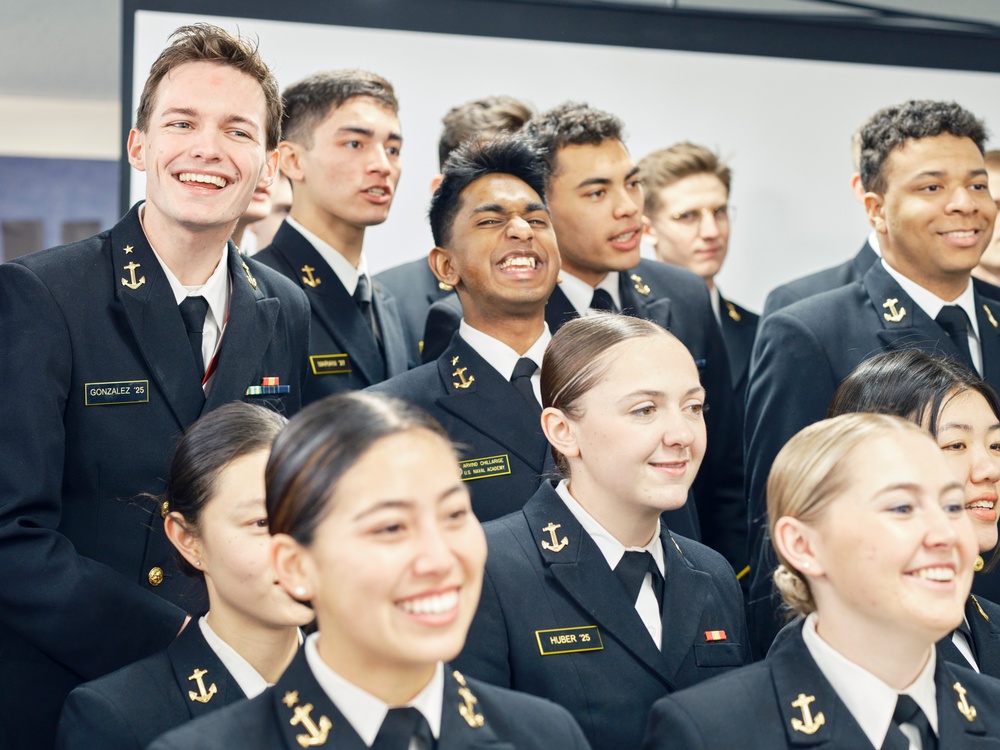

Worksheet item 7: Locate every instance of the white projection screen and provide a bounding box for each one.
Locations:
[126,4,1000,311]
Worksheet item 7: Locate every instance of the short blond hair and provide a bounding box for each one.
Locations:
[768,413,927,617]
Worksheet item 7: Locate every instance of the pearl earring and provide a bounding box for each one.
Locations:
[294,586,307,597]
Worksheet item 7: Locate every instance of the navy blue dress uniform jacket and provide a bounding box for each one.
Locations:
[0,204,309,750]
[642,620,1000,750]
[762,239,878,316]
[147,650,592,750]
[56,621,251,750]
[718,293,759,410]
[454,481,750,750]
[937,595,1000,679]
[367,332,554,524]
[255,221,409,403]
[374,256,455,367]
[745,260,1000,657]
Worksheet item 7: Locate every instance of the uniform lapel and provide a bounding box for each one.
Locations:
[111,207,204,428]
[973,292,1000,393]
[434,335,547,472]
[522,484,676,689]
[202,249,280,414]
[967,595,1000,679]
[719,295,755,386]
[166,622,244,718]
[438,669,514,749]
[544,286,579,334]
[658,526,713,682]
[618,267,671,325]
[272,225,385,384]
[372,283,409,378]
[935,658,992,745]
[863,264,957,358]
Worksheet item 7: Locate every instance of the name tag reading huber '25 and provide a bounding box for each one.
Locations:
[535,626,604,656]
[84,380,150,406]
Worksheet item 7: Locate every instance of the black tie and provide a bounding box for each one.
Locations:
[883,694,936,750]
[511,357,541,415]
[590,288,617,312]
[354,274,382,347]
[373,707,434,750]
[614,551,664,610]
[178,296,209,376]
[936,305,975,371]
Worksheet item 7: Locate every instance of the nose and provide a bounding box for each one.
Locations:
[661,408,699,450]
[947,185,978,213]
[969,442,1000,486]
[923,501,961,549]
[507,215,535,241]
[412,521,458,577]
[368,146,392,176]
[613,187,640,220]
[700,210,722,239]
[189,128,223,162]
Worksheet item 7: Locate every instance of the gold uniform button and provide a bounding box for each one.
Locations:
[148,567,164,586]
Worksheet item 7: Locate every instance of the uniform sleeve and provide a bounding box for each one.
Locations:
[0,262,183,679]
[453,567,513,687]
[56,684,142,750]
[640,695,708,750]
[743,309,837,657]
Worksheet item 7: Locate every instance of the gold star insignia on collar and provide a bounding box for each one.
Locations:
[123,245,134,254]
[282,691,299,708]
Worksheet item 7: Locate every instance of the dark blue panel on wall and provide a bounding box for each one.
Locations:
[0,157,120,261]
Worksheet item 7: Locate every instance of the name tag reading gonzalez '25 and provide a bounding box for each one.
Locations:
[460,454,511,482]
[84,380,149,406]
[535,626,604,656]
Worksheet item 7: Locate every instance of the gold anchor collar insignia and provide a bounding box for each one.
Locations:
[541,522,568,553]
[954,681,977,722]
[301,265,322,288]
[187,667,217,703]
[242,261,258,290]
[282,690,332,747]
[631,274,650,296]
[453,670,485,728]
[725,300,742,323]
[984,304,999,329]
[121,261,146,290]
[789,693,825,735]
[883,297,906,323]
[451,356,475,389]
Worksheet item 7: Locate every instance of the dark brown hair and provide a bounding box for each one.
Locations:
[438,95,534,169]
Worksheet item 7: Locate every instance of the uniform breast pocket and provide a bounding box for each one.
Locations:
[693,643,744,668]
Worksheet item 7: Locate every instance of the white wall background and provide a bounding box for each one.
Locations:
[131,10,1000,311]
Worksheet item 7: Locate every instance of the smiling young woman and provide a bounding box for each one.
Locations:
[146,392,591,750]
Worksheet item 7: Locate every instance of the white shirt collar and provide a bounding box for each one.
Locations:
[285,216,369,295]
[457,320,550,405]
[709,286,722,325]
[304,633,442,745]
[557,270,622,314]
[801,613,938,748]
[869,230,883,257]
[198,616,269,699]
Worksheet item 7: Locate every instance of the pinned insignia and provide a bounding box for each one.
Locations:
[984,304,999,329]
[124,244,134,254]
[541,522,568,553]
[790,693,825,735]
[972,594,990,622]
[883,297,906,322]
[245,376,291,396]
[242,261,258,290]
[451,356,460,366]
[725,300,741,323]
[121,261,145,290]
[452,359,475,389]
[187,668,217,704]
[282,691,299,708]
[301,265,322,288]
[438,281,454,292]
[631,274,650,296]
[704,630,727,642]
[290,703,332,747]
[954,681,977,722]
[536,625,603,655]
[452,671,485,728]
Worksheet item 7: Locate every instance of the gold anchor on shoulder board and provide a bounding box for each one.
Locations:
[790,693,825,735]
[883,297,906,322]
[121,261,145,290]
[453,671,485,728]
[541,522,568,552]
[290,703,332,747]
[186,668,217,703]
[954,681,977,722]
[451,357,475,389]
[301,265,322,288]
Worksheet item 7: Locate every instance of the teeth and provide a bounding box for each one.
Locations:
[944,230,976,237]
[611,231,636,242]
[398,590,459,615]
[498,256,537,270]
[179,173,227,188]
[968,500,996,510]
[911,566,955,582]
[366,187,386,196]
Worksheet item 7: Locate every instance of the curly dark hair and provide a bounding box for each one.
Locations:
[524,102,624,176]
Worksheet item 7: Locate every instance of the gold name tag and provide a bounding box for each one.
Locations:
[310,353,352,375]
[460,454,511,481]
[535,626,603,656]
[84,380,149,406]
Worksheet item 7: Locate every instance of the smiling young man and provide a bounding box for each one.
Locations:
[369,136,560,522]
[255,70,409,402]
[523,103,746,574]
[0,25,310,750]
[745,99,1000,658]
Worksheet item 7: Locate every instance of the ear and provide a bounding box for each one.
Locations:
[429,173,444,195]
[772,516,825,579]
[272,533,315,603]
[164,512,202,570]
[278,141,304,182]
[541,407,580,461]
[850,172,866,203]
[641,214,658,246]
[865,190,887,234]
[261,148,279,186]
[429,246,460,287]
[126,128,146,173]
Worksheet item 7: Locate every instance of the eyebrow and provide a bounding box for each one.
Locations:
[619,386,706,401]
[575,166,640,190]
[938,420,1000,432]
[160,107,259,128]
[471,202,548,215]
[350,485,466,521]
[337,125,403,142]
[912,168,988,180]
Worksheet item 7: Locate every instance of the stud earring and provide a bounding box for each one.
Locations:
[194,560,201,567]
[294,586,307,597]
[802,562,811,570]
[975,555,985,573]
